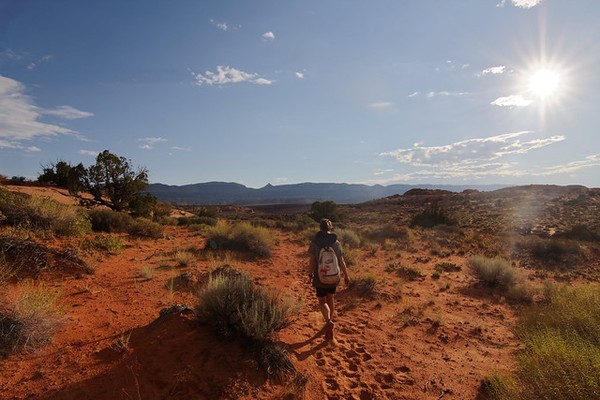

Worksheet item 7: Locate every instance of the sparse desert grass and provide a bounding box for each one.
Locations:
[386,263,424,281]
[516,236,582,268]
[0,187,91,237]
[342,247,358,266]
[0,281,63,356]
[196,267,299,379]
[468,256,517,289]
[83,233,126,254]
[469,255,533,302]
[351,273,377,298]
[410,206,456,229]
[177,215,218,227]
[174,250,195,267]
[0,252,20,283]
[204,222,276,258]
[335,228,362,249]
[0,236,93,277]
[138,266,154,280]
[557,224,598,242]
[484,284,600,400]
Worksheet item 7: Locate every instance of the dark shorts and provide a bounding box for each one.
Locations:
[316,286,337,297]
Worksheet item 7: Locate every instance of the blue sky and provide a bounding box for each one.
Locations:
[1,0,599,188]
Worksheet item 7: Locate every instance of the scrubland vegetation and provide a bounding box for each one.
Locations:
[1,172,599,399]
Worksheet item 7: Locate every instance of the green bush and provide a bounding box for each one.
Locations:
[88,209,134,232]
[128,218,164,239]
[517,236,582,267]
[310,200,342,222]
[196,267,298,379]
[205,222,275,258]
[335,228,362,248]
[485,284,600,400]
[468,256,517,289]
[0,188,90,237]
[83,234,126,254]
[1,282,63,356]
[410,206,456,229]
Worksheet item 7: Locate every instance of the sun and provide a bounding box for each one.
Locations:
[528,69,561,98]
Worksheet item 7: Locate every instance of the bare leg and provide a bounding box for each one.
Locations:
[326,293,335,322]
[318,296,330,322]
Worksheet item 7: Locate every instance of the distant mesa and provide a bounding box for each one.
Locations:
[147,181,508,205]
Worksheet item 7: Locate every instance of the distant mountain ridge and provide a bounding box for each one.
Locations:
[147,181,509,205]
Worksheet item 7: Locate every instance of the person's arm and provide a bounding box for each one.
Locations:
[307,250,316,284]
[339,256,350,285]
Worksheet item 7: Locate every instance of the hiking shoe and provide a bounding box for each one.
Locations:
[325,321,334,340]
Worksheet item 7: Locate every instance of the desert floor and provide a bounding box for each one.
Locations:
[4,185,598,399]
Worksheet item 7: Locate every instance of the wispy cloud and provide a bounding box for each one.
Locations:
[210,19,230,31]
[295,71,305,79]
[192,65,273,86]
[27,55,52,71]
[25,146,41,153]
[382,131,564,166]
[138,137,167,150]
[171,146,192,152]
[42,105,94,120]
[481,66,506,75]
[497,0,544,8]
[79,149,99,157]
[408,92,419,98]
[368,102,393,110]
[491,95,532,107]
[426,91,469,98]
[262,31,275,41]
[0,75,89,149]
[378,131,568,183]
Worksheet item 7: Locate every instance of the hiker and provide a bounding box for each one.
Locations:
[307,218,350,340]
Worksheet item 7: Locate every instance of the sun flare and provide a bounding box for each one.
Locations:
[528,69,561,98]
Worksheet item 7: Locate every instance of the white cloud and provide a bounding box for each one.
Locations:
[171,146,192,152]
[381,131,564,167]
[27,55,52,71]
[375,131,576,183]
[408,92,419,98]
[481,66,506,75]
[512,0,543,8]
[427,91,468,98]
[368,102,393,110]
[193,65,273,86]
[25,146,41,152]
[42,105,94,120]
[295,72,304,79]
[373,168,394,176]
[138,137,167,150]
[262,31,275,41]
[491,95,532,107]
[0,75,88,149]
[210,19,229,31]
[79,149,99,157]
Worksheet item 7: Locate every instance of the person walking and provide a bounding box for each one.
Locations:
[307,218,350,340]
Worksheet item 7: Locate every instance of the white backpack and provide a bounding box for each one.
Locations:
[318,246,341,285]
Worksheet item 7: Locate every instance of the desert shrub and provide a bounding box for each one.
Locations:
[0,188,90,237]
[309,200,342,222]
[351,273,377,298]
[0,253,19,283]
[157,216,179,226]
[468,256,518,289]
[153,202,173,220]
[386,263,424,281]
[293,215,318,231]
[410,206,456,229]
[484,284,600,400]
[1,281,63,356]
[196,268,298,379]
[0,236,93,277]
[557,224,598,242]
[362,223,410,243]
[83,233,126,254]
[335,228,362,249]
[88,209,134,232]
[517,236,582,267]
[174,250,195,267]
[127,218,164,239]
[205,222,275,258]
[178,215,218,227]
